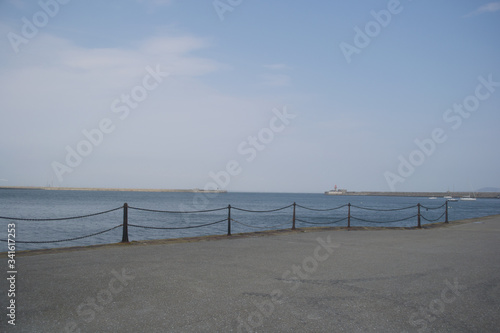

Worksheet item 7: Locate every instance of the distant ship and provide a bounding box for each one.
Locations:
[193,188,227,194]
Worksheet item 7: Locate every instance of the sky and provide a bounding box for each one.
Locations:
[0,0,499,193]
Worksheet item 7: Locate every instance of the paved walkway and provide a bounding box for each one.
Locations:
[1,215,500,332]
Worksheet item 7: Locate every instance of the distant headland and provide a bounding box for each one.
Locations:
[0,186,227,193]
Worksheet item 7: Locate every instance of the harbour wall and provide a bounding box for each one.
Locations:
[330,191,499,199]
[0,186,227,193]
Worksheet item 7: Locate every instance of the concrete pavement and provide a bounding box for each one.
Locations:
[1,215,499,332]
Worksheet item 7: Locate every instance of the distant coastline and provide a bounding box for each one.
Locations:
[0,186,227,193]
[1,186,499,198]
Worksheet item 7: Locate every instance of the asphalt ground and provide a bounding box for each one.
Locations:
[1,215,499,332]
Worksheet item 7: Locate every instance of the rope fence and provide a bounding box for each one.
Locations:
[128,218,227,230]
[0,201,450,247]
[295,217,348,225]
[0,206,122,221]
[350,204,415,212]
[1,225,123,244]
[295,203,348,211]
[350,214,419,224]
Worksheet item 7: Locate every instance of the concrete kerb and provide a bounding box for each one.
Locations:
[3,214,498,258]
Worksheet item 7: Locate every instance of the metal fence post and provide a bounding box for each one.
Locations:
[417,203,421,229]
[292,202,296,230]
[122,203,129,243]
[227,205,231,236]
[348,203,351,229]
[445,200,449,223]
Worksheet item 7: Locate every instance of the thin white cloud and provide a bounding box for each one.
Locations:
[465,2,500,17]
[10,31,221,78]
[139,36,210,55]
[476,2,500,13]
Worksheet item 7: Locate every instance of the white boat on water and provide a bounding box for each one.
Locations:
[461,195,476,201]
[428,197,438,199]
[444,196,452,199]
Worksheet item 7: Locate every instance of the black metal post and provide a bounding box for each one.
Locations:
[292,202,296,230]
[227,205,231,236]
[417,203,421,229]
[122,203,129,243]
[348,203,351,229]
[445,200,449,223]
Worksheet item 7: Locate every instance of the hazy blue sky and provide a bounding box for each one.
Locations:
[1,0,499,193]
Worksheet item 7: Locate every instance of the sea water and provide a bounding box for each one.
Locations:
[1,189,499,251]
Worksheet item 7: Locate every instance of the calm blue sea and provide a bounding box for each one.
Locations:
[1,189,499,251]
